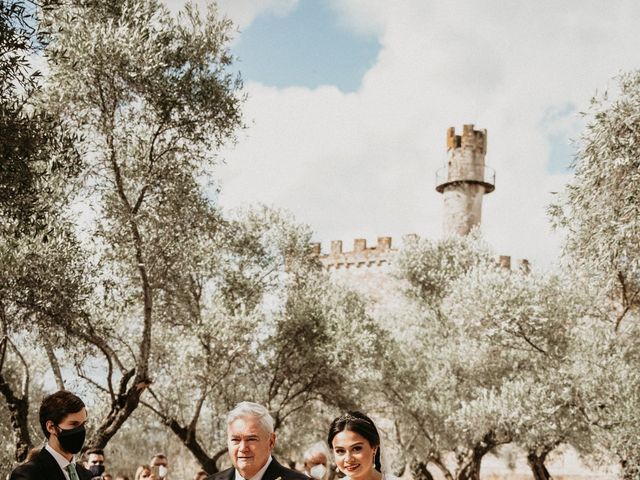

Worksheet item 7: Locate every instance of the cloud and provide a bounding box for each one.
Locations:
[204,0,640,266]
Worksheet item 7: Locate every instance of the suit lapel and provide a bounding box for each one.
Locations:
[262,458,285,480]
[37,449,68,480]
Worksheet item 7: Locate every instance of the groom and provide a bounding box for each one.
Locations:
[210,402,308,480]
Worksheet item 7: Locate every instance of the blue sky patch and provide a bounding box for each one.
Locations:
[541,103,581,174]
[230,0,380,92]
[547,133,576,174]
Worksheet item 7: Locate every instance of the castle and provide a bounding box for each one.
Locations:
[310,125,611,479]
[313,125,528,273]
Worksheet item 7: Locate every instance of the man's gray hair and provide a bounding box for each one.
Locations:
[303,441,329,462]
[227,401,275,434]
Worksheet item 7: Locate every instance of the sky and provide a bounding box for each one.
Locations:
[167,0,640,267]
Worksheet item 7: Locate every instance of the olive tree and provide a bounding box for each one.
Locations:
[38,0,243,449]
[1,0,86,462]
[444,267,595,480]
[383,234,598,480]
[380,234,501,480]
[550,70,640,478]
[138,207,385,473]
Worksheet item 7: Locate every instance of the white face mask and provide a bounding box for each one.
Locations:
[158,466,168,478]
[309,464,327,480]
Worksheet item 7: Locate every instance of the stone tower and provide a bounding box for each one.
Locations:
[435,124,495,236]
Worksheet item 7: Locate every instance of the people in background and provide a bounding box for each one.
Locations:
[134,465,156,480]
[302,442,331,480]
[150,454,169,480]
[84,448,106,480]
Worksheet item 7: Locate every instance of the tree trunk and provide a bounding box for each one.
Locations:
[0,333,33,463]
[456,453,482,480]
[430,456,454,480]
[527,448,553,480]
[85,369,150,450]
[455,431,508,480]
[166,418,225,474]
[43,337,65,390]
[620,459,640,480]
[410,460,435,480]
[82,139,155,452]
[0,372,32,462]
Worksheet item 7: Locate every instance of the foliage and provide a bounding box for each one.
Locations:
[394,231,493,308]
[385,235,601,480]
[141,206,385,473]
[550,70,640,478]
[29,0,245,452]
[381,235,495,479]
[2,0,383,471]
[550,71,640,331]
[1,0,38,102]
[1,0,88,464]
[4,2,640,478]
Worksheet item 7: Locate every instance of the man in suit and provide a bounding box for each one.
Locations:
[84,447,106,480]
[10,390,93,480]
[209,402,308,480]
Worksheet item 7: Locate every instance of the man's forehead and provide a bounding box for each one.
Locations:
[61,408,87,424]
[228,417,268,435]
[307,452,326,463]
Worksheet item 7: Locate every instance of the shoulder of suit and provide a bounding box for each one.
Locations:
[9,458,42,480]
[278,469,309,480]
[207,466,234,480]
[270,461,309,480]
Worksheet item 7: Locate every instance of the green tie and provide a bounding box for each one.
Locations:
[66,463,81,480]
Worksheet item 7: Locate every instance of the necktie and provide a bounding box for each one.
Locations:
[66,463,81,480]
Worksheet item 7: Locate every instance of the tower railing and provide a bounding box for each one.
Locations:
[435,164,496,193]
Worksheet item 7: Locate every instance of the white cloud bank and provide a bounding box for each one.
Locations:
[170,0,640,266]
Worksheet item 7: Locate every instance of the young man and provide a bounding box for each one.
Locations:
[10,390,93,480]
[84,448,106,479]
[209,402,308,480]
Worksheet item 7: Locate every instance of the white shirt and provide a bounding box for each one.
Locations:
[45,443,78,480]
[234,456,273,480]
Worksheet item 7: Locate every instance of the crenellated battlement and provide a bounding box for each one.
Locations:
[312,236,402,270]
[447,124,487,154]
[497,255,530,273]
[312,235,528,273]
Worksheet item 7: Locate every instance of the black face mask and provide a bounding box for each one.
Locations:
[56,424,86,454]
[89,464,105,477]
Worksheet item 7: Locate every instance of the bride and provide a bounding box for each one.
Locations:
[327,412,397,480]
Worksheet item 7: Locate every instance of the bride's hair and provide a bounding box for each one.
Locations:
[327,411,382,472]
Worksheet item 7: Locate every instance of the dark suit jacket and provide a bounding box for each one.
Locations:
[9,448,93,480]
[209,457,308,480]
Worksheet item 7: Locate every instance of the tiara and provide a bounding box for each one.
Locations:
[341,412,374,426]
